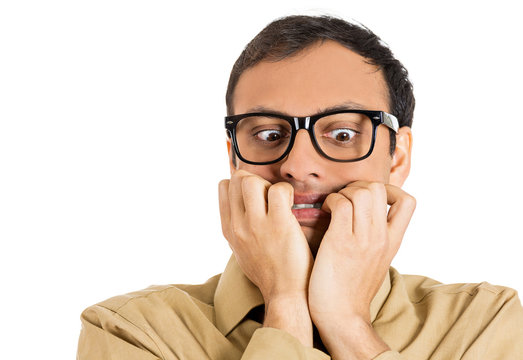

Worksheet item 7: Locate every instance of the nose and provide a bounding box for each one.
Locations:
[279,129,324,181]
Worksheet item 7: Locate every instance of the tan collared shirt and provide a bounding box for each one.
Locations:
[77,256,523,359]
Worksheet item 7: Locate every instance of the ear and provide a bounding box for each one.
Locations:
[389,127,412,187]
[226,138,237,175]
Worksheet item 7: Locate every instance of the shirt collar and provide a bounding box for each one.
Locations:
[214,254,391,336]
[215,255,264,336]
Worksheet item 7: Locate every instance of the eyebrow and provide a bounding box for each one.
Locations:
[319,101,368,113]
[245,101,369,116]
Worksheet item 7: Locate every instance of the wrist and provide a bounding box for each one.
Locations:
[318,316,389,360]
[264,294,313,347]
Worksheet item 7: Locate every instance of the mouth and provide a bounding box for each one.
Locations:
[293,193,328,207]
[292,203,323,210]
[290,193,330,226]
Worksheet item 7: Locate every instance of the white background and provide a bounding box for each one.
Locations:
[1,0,522,358]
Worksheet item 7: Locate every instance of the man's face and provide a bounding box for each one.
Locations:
[229,40,408,252]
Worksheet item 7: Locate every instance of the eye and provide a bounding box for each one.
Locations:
[255,129,284,142]
[324,128,356,142]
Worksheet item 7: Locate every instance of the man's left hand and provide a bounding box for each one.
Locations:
[308,181,416,359]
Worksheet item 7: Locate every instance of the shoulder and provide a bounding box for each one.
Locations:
[80,273,222,330]
[389,267,521,318]
[78,274,223,358]
[379,269,523,357]
[91,273,221,313]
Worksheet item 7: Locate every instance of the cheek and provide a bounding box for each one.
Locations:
[237,163,278,181]
[331,150,392,184]
[353,138,392,182]
[328,165,371,187]
[344,161,390,183]
[375,127,392,155]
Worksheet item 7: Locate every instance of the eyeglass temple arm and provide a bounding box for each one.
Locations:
[382,112,399,133]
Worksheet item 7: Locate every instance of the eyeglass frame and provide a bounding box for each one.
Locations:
[224,109,399,165]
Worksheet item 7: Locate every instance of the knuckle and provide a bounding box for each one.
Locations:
[403,194,417,209]
[231,169,249,182]
[230,172,240,181]
[218,179,230,194]
[241,175,259,189]
[325,194,351,214]
[368,182,386,196]
[230,220,244,238]
[269,182,292,198]
[353,188,372,203]
[235,169,250,177]
[324,192,341,205]
[335,197,352,214]
[325,192,339,201]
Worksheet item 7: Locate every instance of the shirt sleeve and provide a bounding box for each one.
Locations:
[77,305,162,360]
[461,289,523,359]
[241,328,330,360]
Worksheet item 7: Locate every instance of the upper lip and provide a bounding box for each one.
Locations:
[293,193,329,205]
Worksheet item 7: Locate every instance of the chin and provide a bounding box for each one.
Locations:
[301,225,326,257]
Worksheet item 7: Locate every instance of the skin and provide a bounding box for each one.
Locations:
[218,40,416,360]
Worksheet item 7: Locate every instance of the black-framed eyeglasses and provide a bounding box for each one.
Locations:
[225,109,399,165]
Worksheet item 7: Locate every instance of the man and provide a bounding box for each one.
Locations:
[77,15,523,359]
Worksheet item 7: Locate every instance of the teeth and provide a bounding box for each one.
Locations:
[292,203,322,210]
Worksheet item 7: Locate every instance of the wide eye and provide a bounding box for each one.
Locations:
[324,128,356,143]
[255,129,284,142]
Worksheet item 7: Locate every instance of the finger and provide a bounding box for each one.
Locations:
[341,182,388,215]
[267,182,294,218]
[218,179,232,240]
[384,184,416,242]
[229,170,250,220]
[337,184,385,236]
[321,192,353,234]
[241,175,271,218]
[337,186,370,236]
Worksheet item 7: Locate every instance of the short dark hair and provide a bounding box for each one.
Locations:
[225,15,415,159]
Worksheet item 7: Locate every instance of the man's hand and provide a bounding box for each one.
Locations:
[218,170,314,346]
[308,181,416,359]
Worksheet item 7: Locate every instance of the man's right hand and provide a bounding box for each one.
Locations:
[218,170,314,346]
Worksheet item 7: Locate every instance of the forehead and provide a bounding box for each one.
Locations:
[233,40,390,116]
